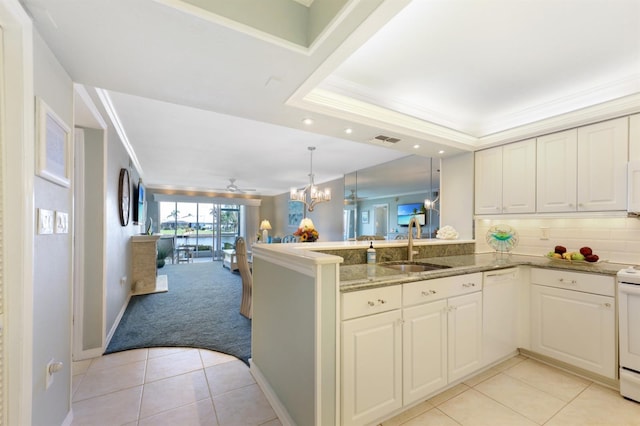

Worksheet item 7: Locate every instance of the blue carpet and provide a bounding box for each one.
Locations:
[105,262,251,365]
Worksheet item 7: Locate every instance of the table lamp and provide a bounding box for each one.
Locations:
[260,219,272,243]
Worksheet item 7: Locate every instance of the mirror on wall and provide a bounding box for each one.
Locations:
[343,155,440,241]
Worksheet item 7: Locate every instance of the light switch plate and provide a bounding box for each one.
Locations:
[55,211,68,234]
[38,209,54,234]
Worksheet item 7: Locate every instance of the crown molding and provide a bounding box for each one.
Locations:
[296,88,477,150]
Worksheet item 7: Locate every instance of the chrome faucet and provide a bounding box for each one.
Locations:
[407,216,422,261]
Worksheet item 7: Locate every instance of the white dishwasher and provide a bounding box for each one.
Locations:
[482,268,519,367]
[618,267,640,402]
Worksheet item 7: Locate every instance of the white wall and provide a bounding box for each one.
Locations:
[81,128,105,351]
[32,29,73,426]
[441,153,474,240]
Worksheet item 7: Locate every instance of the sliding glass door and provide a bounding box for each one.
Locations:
[159,201,241,261]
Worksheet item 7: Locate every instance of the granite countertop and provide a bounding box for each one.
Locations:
[339,253,631,292]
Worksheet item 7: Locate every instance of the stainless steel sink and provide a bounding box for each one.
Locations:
[381,262,451,273]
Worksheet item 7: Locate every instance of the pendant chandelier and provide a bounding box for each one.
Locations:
[290,146,332,212]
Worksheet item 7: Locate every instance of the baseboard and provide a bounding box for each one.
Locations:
[73,347,104,361]
[519,348,619,389]
[61,409,73,426]
[104,292,132,350]
[250,358,294,426]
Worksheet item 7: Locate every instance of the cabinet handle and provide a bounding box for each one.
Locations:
[462,283,476,288]
[558,278,577,285]
[421,289,437,296]
[378,299,386,304]
[367,301,375,307]
[603,302,612,308]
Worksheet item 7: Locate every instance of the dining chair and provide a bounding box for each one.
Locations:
[157,236,176,264]
[235,236,253,319]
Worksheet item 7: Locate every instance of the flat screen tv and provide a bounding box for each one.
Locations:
[397,202,426,226]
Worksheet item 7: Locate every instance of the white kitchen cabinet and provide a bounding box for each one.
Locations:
[402,300,447,405]
[475,139,536,215]
[537,117,628,213]
[475,147,503,214]
[530,268,616,379]
[482,268,519,367]
[448,291,483,382]
[577,117,628,211]
[537,129,578,212]
[630,113,640,161]
[402,273,482,404]
[342,287,402,426]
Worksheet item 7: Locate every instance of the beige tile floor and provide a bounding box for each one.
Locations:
[382,355,640,426]
[71,347,280,426]
[74,349,640,426]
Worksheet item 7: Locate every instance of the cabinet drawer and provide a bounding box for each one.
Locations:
[403,273,482,307]
[530,268,614,296]
[342,285,401,320]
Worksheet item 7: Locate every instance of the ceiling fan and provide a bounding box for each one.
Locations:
[216,178,256,194]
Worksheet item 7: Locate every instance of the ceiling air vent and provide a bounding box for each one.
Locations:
[373,135,401,143]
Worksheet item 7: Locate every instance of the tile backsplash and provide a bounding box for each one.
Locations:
[475,216,640,266]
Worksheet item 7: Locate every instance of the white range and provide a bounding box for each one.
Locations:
[617,267,640,402]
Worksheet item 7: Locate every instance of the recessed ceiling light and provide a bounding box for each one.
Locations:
[302,118,314,125]
[345,128,353,134]
[438,150,445,154]
[413,144,420,149]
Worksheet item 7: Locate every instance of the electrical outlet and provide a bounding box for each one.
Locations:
[120,276,127,286]
[540,227,550,240]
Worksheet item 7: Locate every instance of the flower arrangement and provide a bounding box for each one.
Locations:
[294,218,319,242]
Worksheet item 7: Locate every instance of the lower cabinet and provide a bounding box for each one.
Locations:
[447,291,483,382]
[403,300,447,405]
[341,287,402,426]
[403,291,483,406]
[530,268,616,379]
[342,274,483,425]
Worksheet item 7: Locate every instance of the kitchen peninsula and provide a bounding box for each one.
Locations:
[249,240,624,426]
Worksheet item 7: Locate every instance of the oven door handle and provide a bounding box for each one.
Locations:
[619,283,640,295]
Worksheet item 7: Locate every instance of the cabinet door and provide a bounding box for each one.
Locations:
[531,284,615,378]
[447,292,483,382]
[537,129,578,212]
[502,139,536,213]
[577,117,628,211]
[475,147,503,214]
[403,300,447,405]
[342,310,402,426]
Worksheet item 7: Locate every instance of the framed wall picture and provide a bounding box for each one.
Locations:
[288,201,304,228]
[36,98,71,187]
[361,210,369,224]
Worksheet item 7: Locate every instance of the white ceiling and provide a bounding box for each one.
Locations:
[23,0,640,196]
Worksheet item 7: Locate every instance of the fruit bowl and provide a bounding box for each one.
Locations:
[546,246,600,263]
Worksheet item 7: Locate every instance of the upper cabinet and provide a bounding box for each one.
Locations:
[475,139,536,215]
[478,116,629,215]
[537,129,578,212]
[577,117,628,211]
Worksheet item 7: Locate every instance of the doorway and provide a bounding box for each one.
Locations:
[159,201,241,261]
